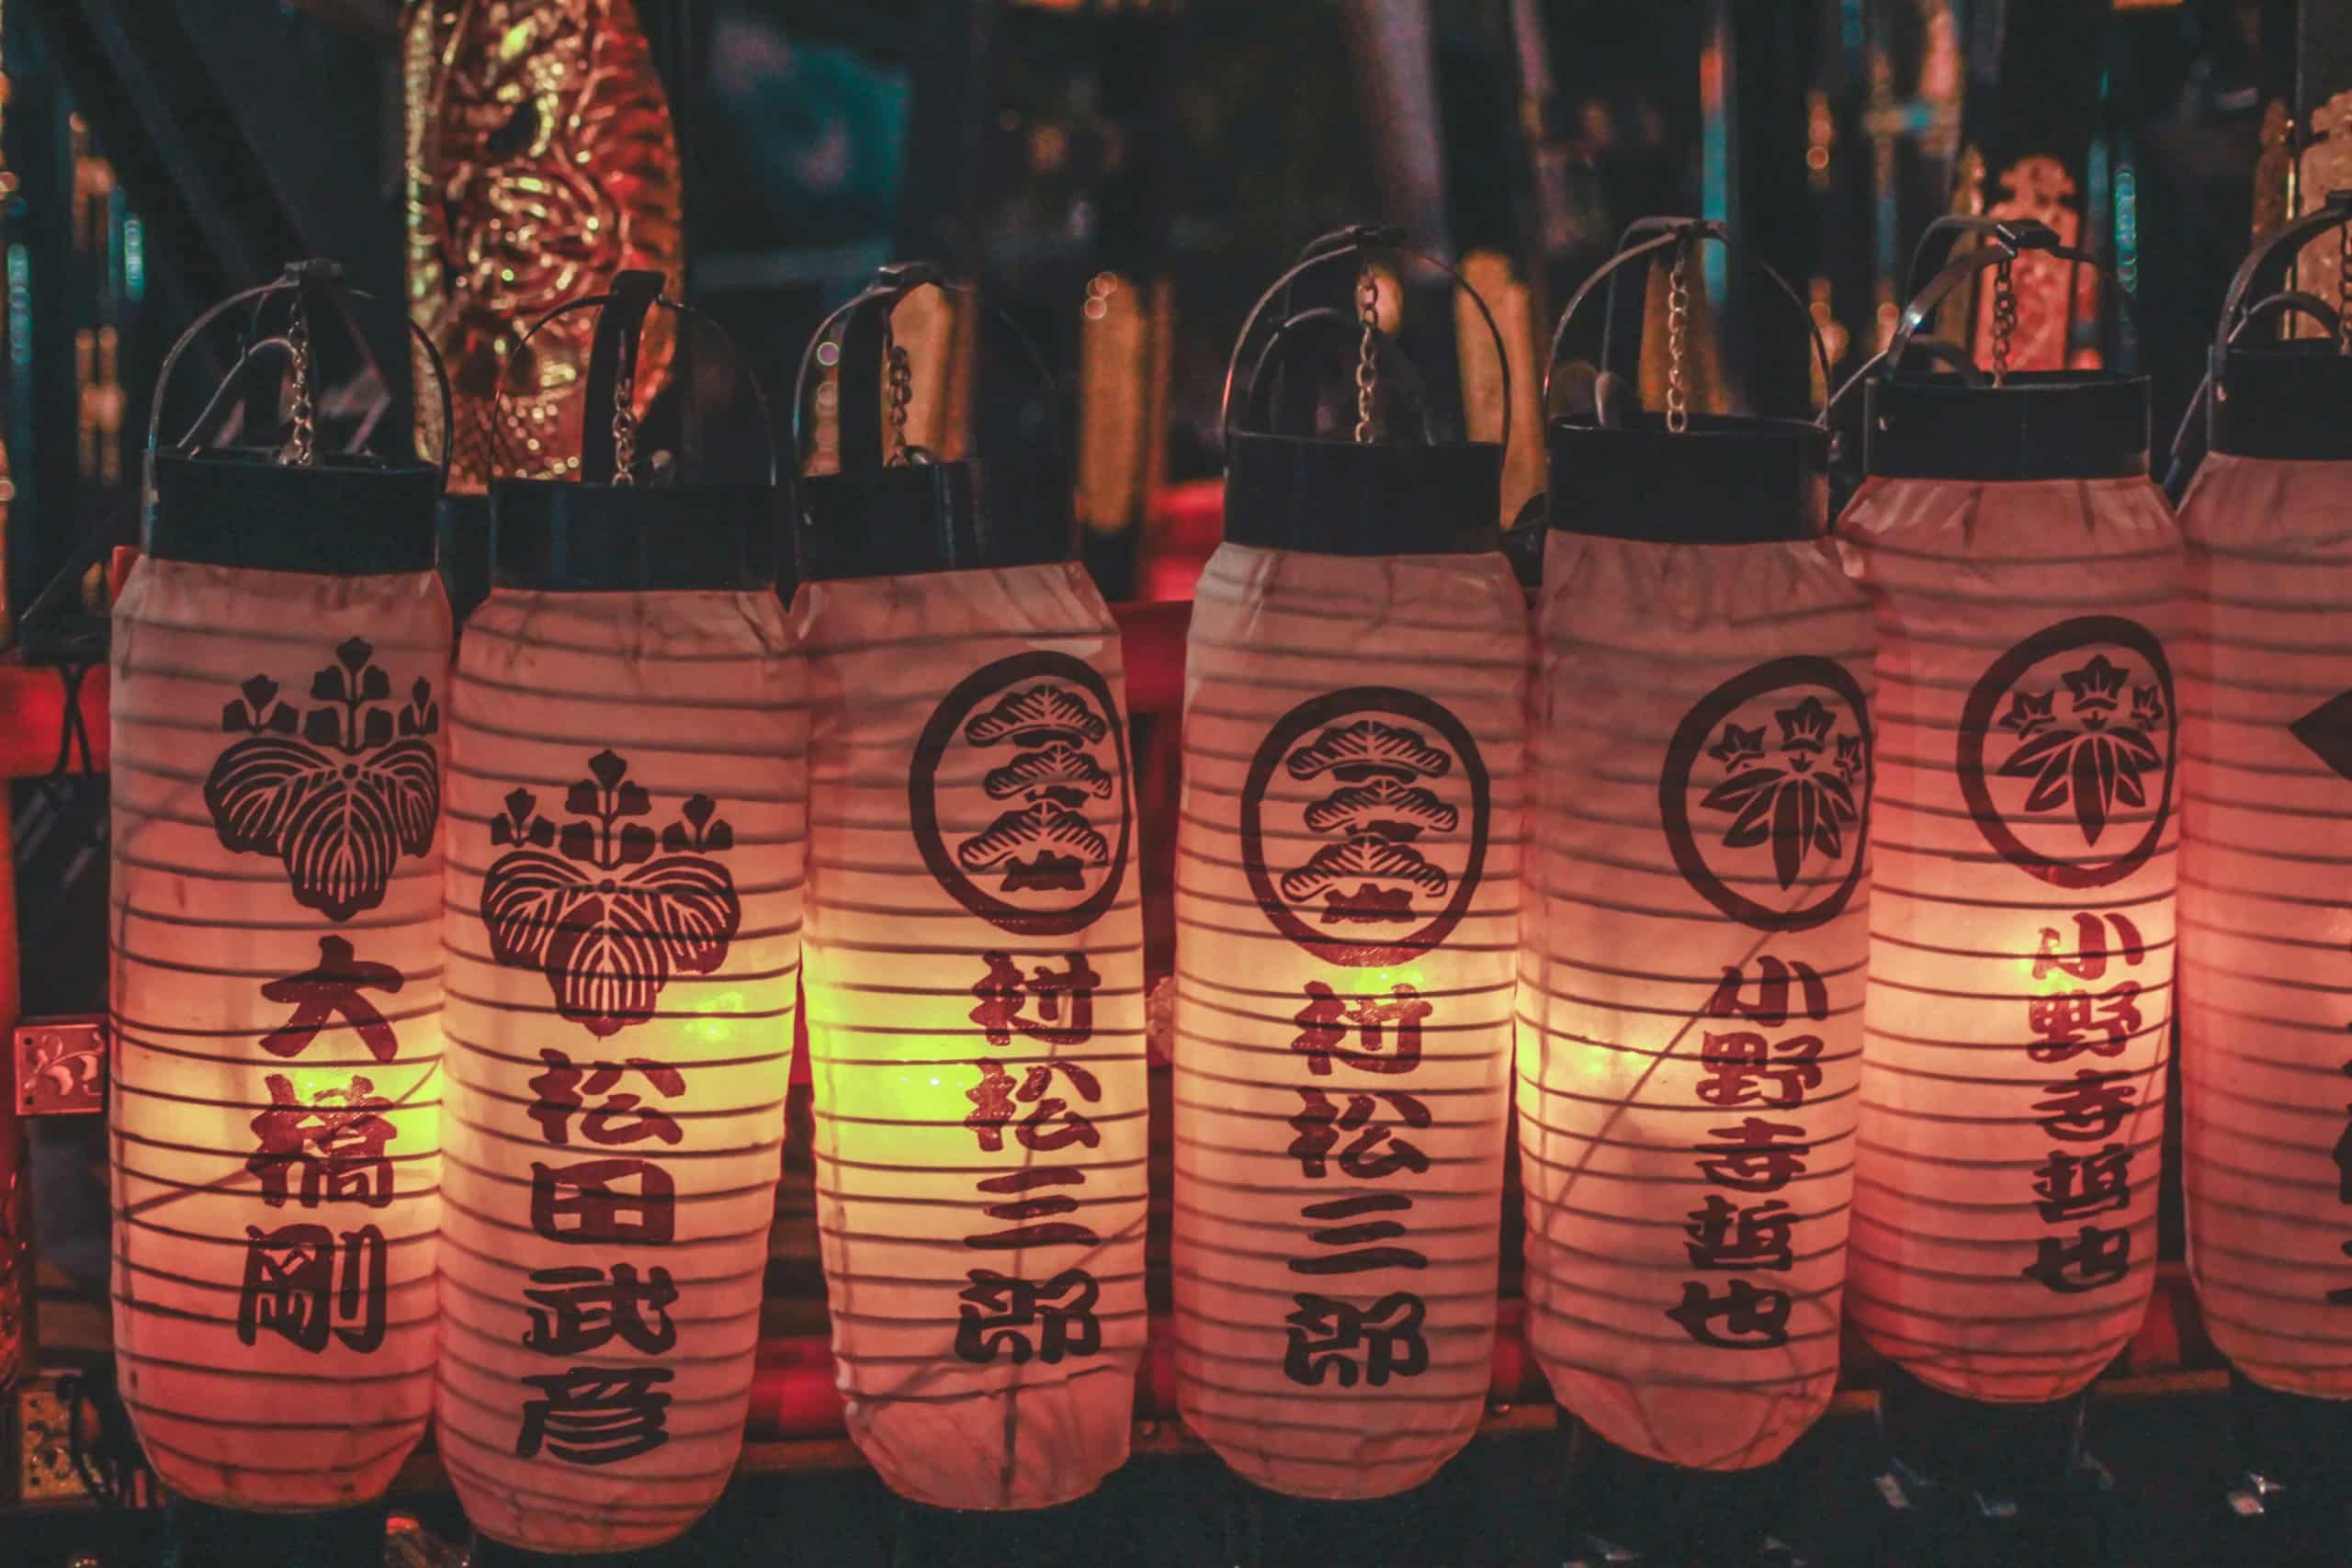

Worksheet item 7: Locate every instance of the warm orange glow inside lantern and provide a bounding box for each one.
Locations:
[110,266,452,1508]
[790,265,1148,1511]
[1170,231,1523,1499]
[1516,222,1871,1474]
[435,280,802,1552]
[1838,225,2179,1427]
[2179,204,2352,1408]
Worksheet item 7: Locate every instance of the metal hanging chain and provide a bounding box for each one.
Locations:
[1665,240,1691,435]
[611,350,637,486]
[884,314,913,466]
[1991,254,2017,386]
[1353,263,1380,444]
[284,292,316,468]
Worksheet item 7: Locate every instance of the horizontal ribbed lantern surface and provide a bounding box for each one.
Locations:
[1519,521,1873,1471]
[435,281,804,1552]
[1173,539,1524,1497]
[111,273,451,1508]
[793,273,1147,1511]
[1172,237,1524,1500]
[1840,461,2181,1403]
[794,560,1148,1509]
[2179,450,2352,1395]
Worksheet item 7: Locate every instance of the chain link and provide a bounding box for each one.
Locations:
[285,294,316,468]
[611,355,637,486]
[1991,255,2017,386]
[1665,243,1690,435]
[884,316,913,467]
[1353,265,1380,444]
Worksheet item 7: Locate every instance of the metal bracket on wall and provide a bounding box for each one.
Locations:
[14,1016,104,1115]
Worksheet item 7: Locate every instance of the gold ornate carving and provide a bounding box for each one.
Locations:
[404,0,684,491]
[2292,91,2352,341]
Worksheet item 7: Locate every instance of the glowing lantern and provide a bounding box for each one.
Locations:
[2179,202,2352,1406]
[1837,227,2178,1427]
[789,265,1148,1510]
[110,265,453,1508]
[434,278,801,1552]
[1514,222,1871,1475]
[1167,231,1522,1499]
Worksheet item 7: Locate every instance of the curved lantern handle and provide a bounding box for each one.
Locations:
[2210,188,2352,362]
[1217,224,1513,456]
[786,261,1057,475]
[144,258,458,492]
[1881,217,2142,378]
[1239,304,1439,445]
[1540,218,1834,425]
[488,272,781,487]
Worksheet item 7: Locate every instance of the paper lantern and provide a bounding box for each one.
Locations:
[790,266,1148,1510]
[1514,222,1871,1472]
[1167,232,1522,1499]
[110,266,453,1508]
[434,278,802,1552]
[1838,226,2179,1411]
[2179,207,2352,1401]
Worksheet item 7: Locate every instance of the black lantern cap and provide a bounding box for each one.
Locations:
[1540,219,1834,544]
[486,271,791,596]
[1216,227,1510,557]
[796,261,1075,580]
[1546,412,1825,543]
[1859,217,2150,481]
[1864,371,2150,480]
[2202,192,2352,461]
[142,260,450,576]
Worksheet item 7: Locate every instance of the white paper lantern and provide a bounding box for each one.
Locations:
[110,270,452,1508]
[791,274,1148,1511]
[1839,358,2180,1405]
[433,282,805,1552]
[1170,235,1525,1500]
[2178,219,2352,1401]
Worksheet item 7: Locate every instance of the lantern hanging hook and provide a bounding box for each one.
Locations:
[1873,218,2141,389]
[489,274,780,488]
[1219,224,1513,456]
[144,258,458,513]
[788,261,1056,476]
[1542,218,1835,429]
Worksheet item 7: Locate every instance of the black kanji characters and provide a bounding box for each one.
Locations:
[259,935,404,1063]
[247,1073,397,1209]
[515,1369,675,1465]
[953,1269,1103,1364]
[2031,1145,2134,1224]
[1695,1030,1824,1110]
[2020,1224,2133,1293]
[1290,981,1430,1076]
[1665,1279,1792,1349]
[971,952,1102,1049]
[1287,1088,1432,1180]
[530,1157,678,1246]
[527,1050,686,1147]
[523,1264,680,1356]
[236,1222,387,1354]
[1282,1292,1430,1387]
[1684,1196,1796,1271]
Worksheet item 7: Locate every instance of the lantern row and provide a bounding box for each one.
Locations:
[105,260,2352,1554]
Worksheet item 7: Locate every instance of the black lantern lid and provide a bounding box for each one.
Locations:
[795,261,1073,580]
[1541,218,1832,544]
[142,260,449,576]
[487,271,788,595]
[2201,192,2352,462]
[1218,227,1508,557]
[1547,412,1825,543]
[1860,217,2149,481]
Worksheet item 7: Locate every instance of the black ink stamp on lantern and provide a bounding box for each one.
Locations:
[1958,615,2175,890]
[1659,657,1872,933]
[910,651,1135,938]
[1240,686,1491,968]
